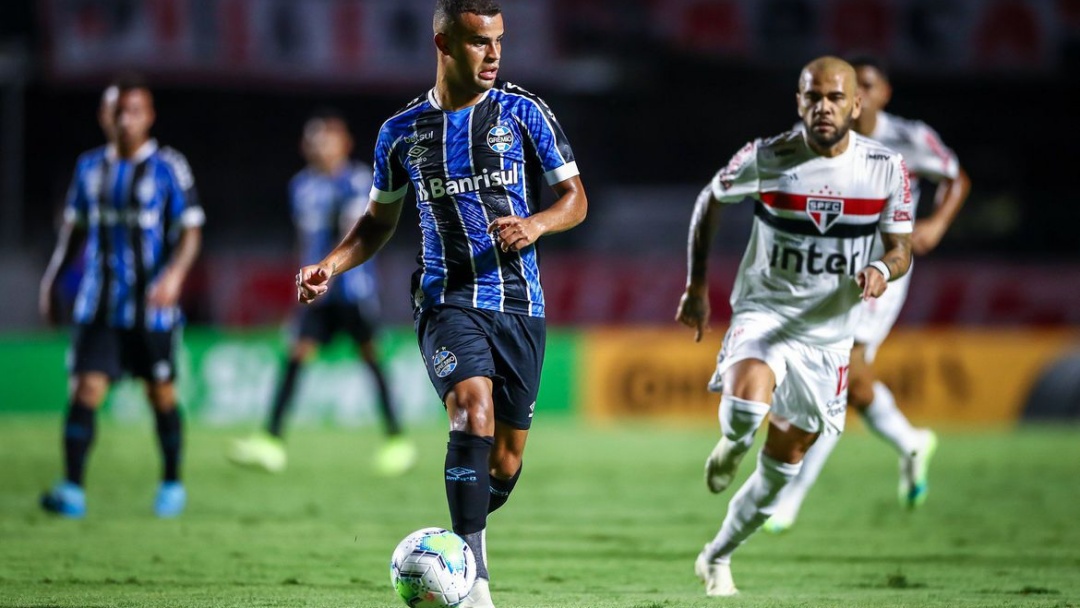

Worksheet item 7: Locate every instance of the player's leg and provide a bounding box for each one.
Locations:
[228,308,322,472]
[488,422,526,515]
[764,430,839,533]
[851,342,937,508]
[134,328,187,517]
[41,324,118,518]
[146,380,186,518]
[698,418,816,596]
[415,306,499,604]
[353,309,416,476]
[704,359,775,493]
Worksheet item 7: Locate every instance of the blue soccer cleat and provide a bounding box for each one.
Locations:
[154,481,187,518]
[40,481,86,519]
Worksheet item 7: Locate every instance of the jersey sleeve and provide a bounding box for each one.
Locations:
[160,147,205,229]
[516,93,579,186]
[61,158,91,227]
[710,140,760,203]
[905,121,960,182]
[879,156,915,234]
[369,124,409,204]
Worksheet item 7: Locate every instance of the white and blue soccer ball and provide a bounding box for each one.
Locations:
[390,527,476,608]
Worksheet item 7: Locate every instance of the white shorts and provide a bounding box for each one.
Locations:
[853,269,911,362]
[708,313,851,436]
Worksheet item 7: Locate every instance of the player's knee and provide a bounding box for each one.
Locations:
[290,341,317,362]
[447,389,495,435]
[146,382,177,412]
[847,373,874,410]
[72,375,109,408]
[489,451,521,480]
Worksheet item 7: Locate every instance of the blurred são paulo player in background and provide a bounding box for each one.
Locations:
[676,57,913,596]
[38,77,204,519]
[296,1,587,606]
[764,56,972,533]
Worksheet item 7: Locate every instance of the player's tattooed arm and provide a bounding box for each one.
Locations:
[676,186,723,342]
[857,231,912,300]
[298,197,404,304]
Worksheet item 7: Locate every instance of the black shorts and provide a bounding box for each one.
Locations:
[415,305,546,430]
[295,301,379,345]
[69,323,178,383]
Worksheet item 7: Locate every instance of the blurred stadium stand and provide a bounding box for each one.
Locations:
[0,1,1077,422]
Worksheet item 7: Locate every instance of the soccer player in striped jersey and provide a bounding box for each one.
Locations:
[227,110,416,476]
[765,57,972,533]
[297,2,587,605]
[676,57,913,596]
[38,78,204,519]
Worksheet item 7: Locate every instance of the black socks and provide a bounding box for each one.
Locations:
[63,401,96,486]
[267,358,301,437]
[154,407,183,482]
[488,465,522,514]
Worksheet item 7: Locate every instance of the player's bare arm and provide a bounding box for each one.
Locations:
[297,196,404,304]
[39,220,87,326]
[147,226,202,308]
[913,166,971,256]
[677,185,724,342]
[856,231,912,300]
[487,175,587,253]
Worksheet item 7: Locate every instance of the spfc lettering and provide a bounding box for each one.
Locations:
[807,198,844,234]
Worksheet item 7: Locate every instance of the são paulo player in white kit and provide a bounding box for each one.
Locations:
[765,56,972,533]
[676,56,914,597]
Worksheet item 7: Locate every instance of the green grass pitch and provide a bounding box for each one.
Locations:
[1,417,1078,607]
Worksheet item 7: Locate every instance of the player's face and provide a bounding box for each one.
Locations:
[114,89,155,150]
[98,86,118,143]
[441,13,503,95]
[797,69,861,150]
[302,118,353,170]
[855,66,892,116]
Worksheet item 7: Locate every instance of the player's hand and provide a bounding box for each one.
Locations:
[488,216,540,253]
[297,264,333,304]
[856,266,888,301]
[147,271,182,308]
[911,218,946,256]
[676,286,710,342]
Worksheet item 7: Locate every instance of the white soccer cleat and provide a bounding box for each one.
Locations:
[705,437,749,494]
[899,429,938,509]
[459,577,495,608]
[695,550,739,597]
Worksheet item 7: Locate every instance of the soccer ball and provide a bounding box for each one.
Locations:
[390,527,477,607]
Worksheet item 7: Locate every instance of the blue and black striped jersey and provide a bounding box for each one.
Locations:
[64,140,205,331]
[369,82,579,318]
[289,162,379,309]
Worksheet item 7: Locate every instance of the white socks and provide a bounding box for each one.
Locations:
[719,396,771,451]
[705,452,802,563]
[861,381,921,456]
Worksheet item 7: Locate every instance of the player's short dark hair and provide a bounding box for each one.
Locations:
[433,0,502,34]
[846,55,890,81]
[108,72,151,95]
[308,106,349,128]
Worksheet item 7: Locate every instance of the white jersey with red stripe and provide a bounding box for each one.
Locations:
[710,129,914,350]
[868,111,959,204]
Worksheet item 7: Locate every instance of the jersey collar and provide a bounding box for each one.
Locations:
[427,88,491,112]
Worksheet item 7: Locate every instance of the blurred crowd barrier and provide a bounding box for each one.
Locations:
[2,324,1075,424]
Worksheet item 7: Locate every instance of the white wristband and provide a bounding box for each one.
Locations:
[868,260,891,282]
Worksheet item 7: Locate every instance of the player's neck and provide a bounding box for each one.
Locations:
[116,137,150,160]
[854,112,878,137]
[314,158,348,175]
[433,77,486,112]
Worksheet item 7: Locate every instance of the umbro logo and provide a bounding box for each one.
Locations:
[408,145,428,159]
[446,467,477,482]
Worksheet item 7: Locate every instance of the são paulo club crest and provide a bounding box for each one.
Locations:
[487,125,514,153]
[807,198,844,234]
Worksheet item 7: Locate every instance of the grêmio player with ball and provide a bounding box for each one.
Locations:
[295,1,587,606]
